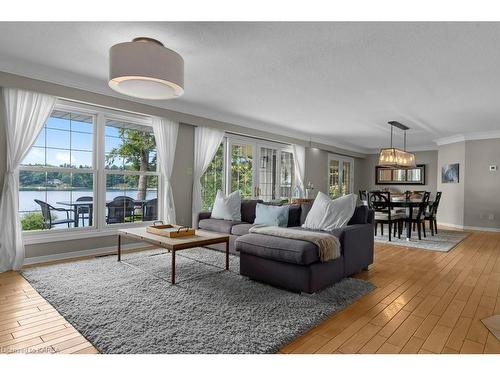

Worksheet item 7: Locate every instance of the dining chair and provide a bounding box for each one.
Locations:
[405,191,431,240]
[358,190,370,208]
[369,191,404,241]
[106,196,136,224]
[76,196,93,227]
[143,198,158,222]
[425,191,442,235]
[34,199,76,229]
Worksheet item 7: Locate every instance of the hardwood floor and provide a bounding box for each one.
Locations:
[281,230,500,354]
[0,271,98,354]
[1,229,499,354]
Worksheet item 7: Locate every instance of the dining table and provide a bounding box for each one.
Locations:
[388,197,434,240]
[56,199,149,227]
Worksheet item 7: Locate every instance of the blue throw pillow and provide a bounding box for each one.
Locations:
[253,203,289,227]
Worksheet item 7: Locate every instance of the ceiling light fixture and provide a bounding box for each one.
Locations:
[378,121,416,168]
[109,37,184,100]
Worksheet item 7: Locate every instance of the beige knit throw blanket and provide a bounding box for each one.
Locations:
[248,225,341,262]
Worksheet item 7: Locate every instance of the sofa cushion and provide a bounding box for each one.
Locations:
[231,223,255,236]
[348,205,369,225]
[241,199,263,223]
[235,233,320,266]
[300,203,312,225]
[287,204,301,227]
[198,218,243,234]
[211,190,241,221]
[254,203,289,227]
[302,192,357,231]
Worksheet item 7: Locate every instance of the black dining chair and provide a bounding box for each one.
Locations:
[359,190,370,208]
[405,191,431,240]
[34,199,76,229]
[143,198,158,222]
[425,191,442,236]
[106,196,136,224]
[369,191,404,241]
[76,196,93,227]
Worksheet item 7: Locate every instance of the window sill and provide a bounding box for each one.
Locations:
[23,222,152,245]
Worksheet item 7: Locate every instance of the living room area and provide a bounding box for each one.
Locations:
[1,2,500,371]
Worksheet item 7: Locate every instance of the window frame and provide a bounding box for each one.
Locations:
[225,134,295,201]
[200,138,226,211]
[327,153,354,198]
[21,100,161,243]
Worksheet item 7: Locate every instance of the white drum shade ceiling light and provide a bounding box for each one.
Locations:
[109,37,184,100]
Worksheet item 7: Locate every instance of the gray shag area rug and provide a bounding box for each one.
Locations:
[375,228,469,252]
[22,248,374,354]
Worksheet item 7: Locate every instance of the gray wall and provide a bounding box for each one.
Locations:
[0,91,5,192]
[437,142,466,227]
[464,139,500,229]
[171,124,194,227]
[304,147,329,197]
[356,150,438,196]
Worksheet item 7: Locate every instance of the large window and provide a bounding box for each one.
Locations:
[104,120,158,225]
[20,110,96,231]
[19,103,159,233]
[200,136,295,208]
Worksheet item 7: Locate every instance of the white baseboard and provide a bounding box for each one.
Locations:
[463,225,500,233]
[438,222,500,233]
[438,222,465,230]
[23,242,144,266]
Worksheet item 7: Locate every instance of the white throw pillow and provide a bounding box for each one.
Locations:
[211,190,242,221]
[302,192,357,231]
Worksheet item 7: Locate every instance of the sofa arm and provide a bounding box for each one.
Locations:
[194,211,212,229]
[341,224,374,276]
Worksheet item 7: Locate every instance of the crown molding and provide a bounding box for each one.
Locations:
[365,144,438,154]
[434,134,466,146]
[435,131,500,146]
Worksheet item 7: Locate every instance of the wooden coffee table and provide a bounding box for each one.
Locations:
[117,227,230,284]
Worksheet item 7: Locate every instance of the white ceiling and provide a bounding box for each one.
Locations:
[1,22,500,153]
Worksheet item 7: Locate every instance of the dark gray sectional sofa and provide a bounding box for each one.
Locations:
[195,200,374,293]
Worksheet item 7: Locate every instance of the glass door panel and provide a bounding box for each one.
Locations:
[258,147,278,201]
[342,161,352,196]
[230,143,254,199]
[279,151,294,200]
[328,154,353,199]
[329,159,340,198]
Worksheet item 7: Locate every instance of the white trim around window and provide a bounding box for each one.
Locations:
[327,153,355,198]
[21,99,161,244]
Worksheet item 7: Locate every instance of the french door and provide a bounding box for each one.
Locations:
[328,153,354,199]
[226,137,293,201]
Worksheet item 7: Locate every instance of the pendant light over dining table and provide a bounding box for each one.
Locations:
[378,121,416,168]
[109,37,184,100]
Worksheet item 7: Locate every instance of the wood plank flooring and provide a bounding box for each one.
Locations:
[1,229,499,354]
[0,271,97,354]
[281,230,500,354]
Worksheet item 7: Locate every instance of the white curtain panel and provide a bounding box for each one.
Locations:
[152,117,179,224]
[0,88,56,272]
[192,126,225,226]
[292,144,306,198]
